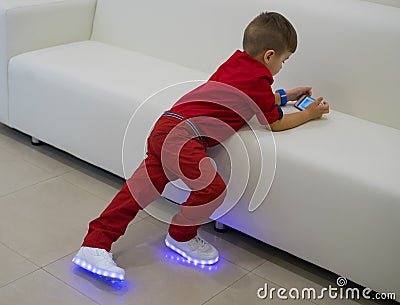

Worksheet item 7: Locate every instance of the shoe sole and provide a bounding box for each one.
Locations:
[72,255,125,280]
[165,238,219,265]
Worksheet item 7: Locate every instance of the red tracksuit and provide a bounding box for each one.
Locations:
[82,51,282,251]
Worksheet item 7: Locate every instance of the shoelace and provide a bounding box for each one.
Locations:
[189,236,208,251]
[97,249,117,266]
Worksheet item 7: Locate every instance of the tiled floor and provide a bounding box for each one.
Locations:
[0,123,396,305]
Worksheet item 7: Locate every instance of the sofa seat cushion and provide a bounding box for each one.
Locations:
[8,40,208,175]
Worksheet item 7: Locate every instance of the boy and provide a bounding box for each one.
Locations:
[72,11,329,280]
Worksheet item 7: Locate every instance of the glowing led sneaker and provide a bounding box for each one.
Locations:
[165,234,219,265]
[72,246,125,280]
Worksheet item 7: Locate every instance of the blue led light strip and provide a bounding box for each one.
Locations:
[72,256,125,281]
[165,239,219,265]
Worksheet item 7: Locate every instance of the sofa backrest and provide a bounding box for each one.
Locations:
[91,0,400,129]
[0,0,96,125]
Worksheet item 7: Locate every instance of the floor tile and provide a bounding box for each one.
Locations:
[0,269,98,305]
[253,258,372,305]
[203,272,317,305]
[0,148,55,197]
[263,254,387,305]
[61,169,123,202]
[46,219,248,305]
[0,126,76,176]
[0,242,38,288]
[0,177,112,266]
[71,161,126,188]
[60,167,149,220]
[199,222,277,272]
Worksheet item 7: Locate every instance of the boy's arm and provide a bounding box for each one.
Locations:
[269,97,329,132]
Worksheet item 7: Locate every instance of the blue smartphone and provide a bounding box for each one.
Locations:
[294,95,315,111]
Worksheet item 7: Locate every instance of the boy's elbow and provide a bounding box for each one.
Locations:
[268,120,283,132]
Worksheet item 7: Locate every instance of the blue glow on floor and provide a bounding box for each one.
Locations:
[72,264,130,291]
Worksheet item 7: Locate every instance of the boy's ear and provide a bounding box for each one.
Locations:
[263,50,275,64]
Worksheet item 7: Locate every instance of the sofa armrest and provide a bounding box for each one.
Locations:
[0,0,97,124]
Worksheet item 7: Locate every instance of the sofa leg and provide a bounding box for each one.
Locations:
[214,221,227,233]
[31,137,41,146]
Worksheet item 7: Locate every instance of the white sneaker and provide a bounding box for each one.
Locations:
[165,234,219,265]
[72,247,125,280]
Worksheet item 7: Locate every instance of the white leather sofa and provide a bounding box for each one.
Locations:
[1,0,399,300]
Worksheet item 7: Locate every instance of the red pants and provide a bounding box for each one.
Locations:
[82,114,227,252]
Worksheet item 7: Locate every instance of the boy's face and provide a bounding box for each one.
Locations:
[263,50,292,76]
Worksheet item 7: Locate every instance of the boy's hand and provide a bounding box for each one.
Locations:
[269,97,330,131]
[305,97,330,119]
[286,86,312,101]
